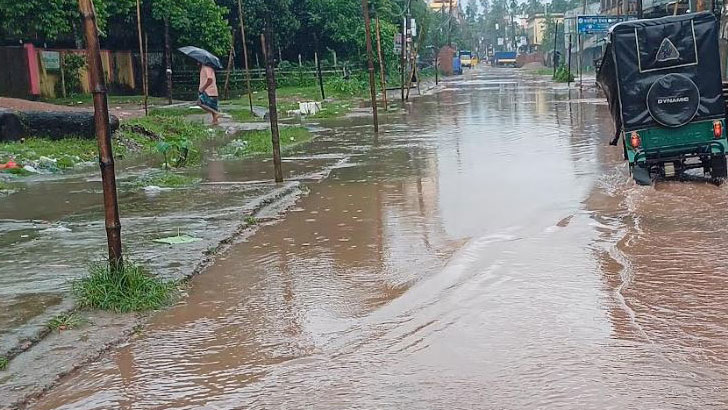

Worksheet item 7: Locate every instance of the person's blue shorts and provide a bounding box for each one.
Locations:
[199,92,219,112]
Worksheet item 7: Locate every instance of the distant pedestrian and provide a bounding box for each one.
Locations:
[198,62,220,125]
[553,51,561,68]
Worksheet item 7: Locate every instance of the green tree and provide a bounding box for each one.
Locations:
[0,0,135,42]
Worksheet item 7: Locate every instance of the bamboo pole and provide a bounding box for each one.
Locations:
[237,0,254,113]
[78,0,123,267]
[135,0,148,115]
[362,0,379,133]
[164,17,172,104]
[261,23,283,183]
[375,16,388,111]
[223,31,235,100]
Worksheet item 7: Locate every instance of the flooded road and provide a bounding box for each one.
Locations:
[30,69,728,409]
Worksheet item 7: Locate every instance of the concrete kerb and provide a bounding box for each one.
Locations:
[3,181,305,409]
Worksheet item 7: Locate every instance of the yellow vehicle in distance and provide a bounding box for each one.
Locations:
[459,50,473,68]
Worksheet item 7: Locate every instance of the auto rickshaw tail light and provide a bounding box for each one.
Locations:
[630,132,641,149]
[714,121,723,138]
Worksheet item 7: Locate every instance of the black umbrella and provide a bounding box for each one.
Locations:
[178,46,223,70]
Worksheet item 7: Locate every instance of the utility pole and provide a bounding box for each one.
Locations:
[362,0,380,132]
[237,0,254,113]
[135,0,148,115]
[448,0,454,46]
[78,0,123,268]
[164,17,172,104]
[553,22,559,76]
[376,16,388,111]
[261,19,283,183]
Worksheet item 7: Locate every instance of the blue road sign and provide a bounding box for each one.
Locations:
[577,15,636,34]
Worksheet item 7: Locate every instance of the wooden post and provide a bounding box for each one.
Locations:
[261,26,283,183]
[435,49,439,85]
[60,52,67,98]
[375,16,388,111]
[314,42,325,100]
[237,0,254,113]
[136,0,148,115]
[78,0,123,268]
[164,17,173,104]
[362,0,379,133]
[223,31,235,100]
[401,21,406,102]
[144,32,149,110]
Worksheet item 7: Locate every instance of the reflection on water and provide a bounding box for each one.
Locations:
[29,69,728,409]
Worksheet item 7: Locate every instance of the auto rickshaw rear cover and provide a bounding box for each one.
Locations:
[597,12,724,133]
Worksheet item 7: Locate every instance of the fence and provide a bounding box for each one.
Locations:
[171,66,359,100]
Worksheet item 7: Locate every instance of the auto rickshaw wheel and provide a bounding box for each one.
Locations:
[710,154,728,184]
[630,163,652,186]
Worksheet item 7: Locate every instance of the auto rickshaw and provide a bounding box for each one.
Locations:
[597,12,727,185]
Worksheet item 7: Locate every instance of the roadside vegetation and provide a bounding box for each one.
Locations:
[553,66,575,83]
[0,356,7,371]
[47,313,86,332]
[219,126,313,158]
[73,260,177,313]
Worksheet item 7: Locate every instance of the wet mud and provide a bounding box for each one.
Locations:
[24,68,728,409]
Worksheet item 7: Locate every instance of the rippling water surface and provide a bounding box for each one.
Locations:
[31,69,728,409]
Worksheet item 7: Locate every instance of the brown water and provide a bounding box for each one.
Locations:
[31,69,728,409]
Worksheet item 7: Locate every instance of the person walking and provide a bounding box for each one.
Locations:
[198,62,220,125]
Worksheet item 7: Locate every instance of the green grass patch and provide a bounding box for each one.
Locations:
[0,137,112,170]
[47,313,86,332]
[73,260,177,313]
[129,170,201,188]
[553,66,575,83]
[0,356,7,371]
[245,216,258,225]
[44,94,168,107]
[120,115,213,150]
[226,108,260,122]
[311,101,354,119]
[219,126,313,157]
[148,106,202,118]
[0,180,12,191]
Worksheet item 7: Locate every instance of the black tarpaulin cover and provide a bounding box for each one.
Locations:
[597,12,724,133]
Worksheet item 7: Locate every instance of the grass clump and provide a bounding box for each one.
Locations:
[73,260,177,313]
[245,216,258,225]
[47,313,86,332]
[130,170,200,188]
[0,356,7,371]
[219,127,313,157]
[553,65,575,83]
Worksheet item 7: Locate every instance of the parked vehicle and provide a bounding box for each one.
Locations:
[453,55,463,75]
[597,12,727,185]
[492,51,517,67]
[459,50,473,68]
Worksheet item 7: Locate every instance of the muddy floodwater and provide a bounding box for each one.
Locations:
[28,69,728,409]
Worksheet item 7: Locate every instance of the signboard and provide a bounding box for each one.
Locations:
[41,51,60,70]
[394,33,403,54]
[519,36,527,46]
[497,37,504,46]
[577,15,636,34]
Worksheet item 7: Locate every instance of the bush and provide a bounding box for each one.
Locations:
[62,53,87,95]
[553,65,574,83]
[73,260,177,313]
